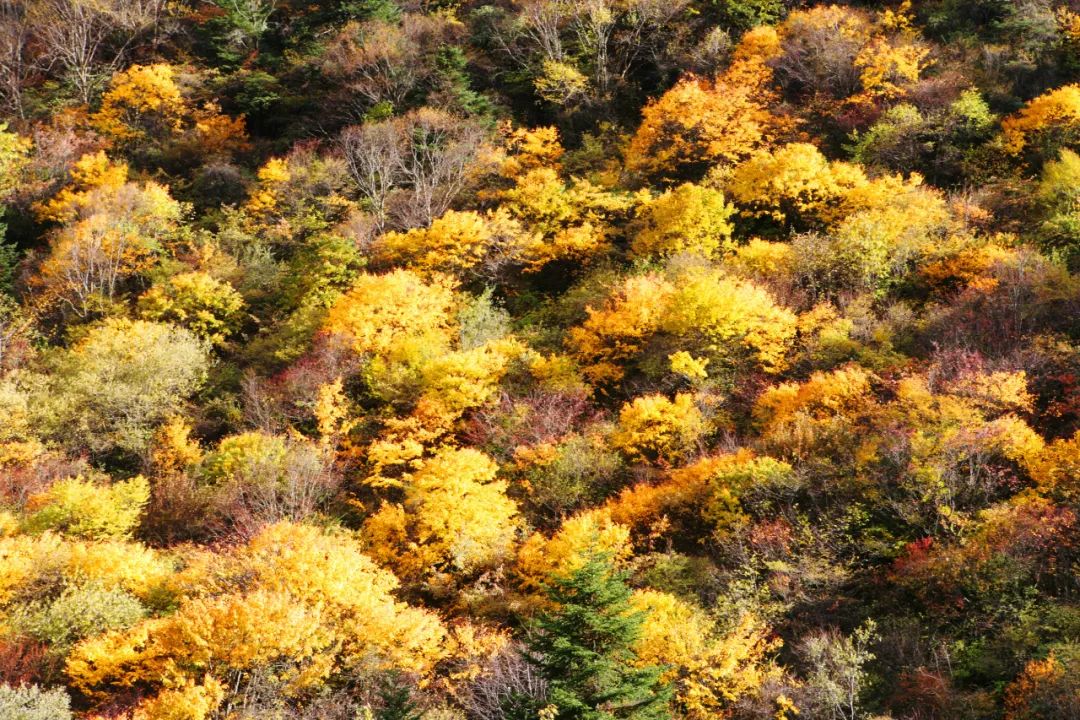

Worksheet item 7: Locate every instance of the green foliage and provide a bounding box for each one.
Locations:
[38,320,210,462]
[849,90,995,185]
[0,684,73,720]
[8,582,147,653]
[523,551,673,720]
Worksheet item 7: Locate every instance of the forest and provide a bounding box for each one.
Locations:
[0,0,1078,718]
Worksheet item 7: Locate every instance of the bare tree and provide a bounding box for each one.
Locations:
[323,19,422,122]
[457,643,548,720]
[211,439,341,540]
[25,0,167,104]
[341,107,489,230]
[0,1,37,117]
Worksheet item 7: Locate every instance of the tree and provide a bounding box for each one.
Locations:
[91,63,186,144]
[22,474,149,539]
[211,0,279,53]
[341,107,489,229]
[324,269,457,358]
[0,683,72,720]
[631,183,735,260]
[611,394,705,465]
[522,549,673,720]
[138,271,245,347]
[38,319,209,460]
[25,0,168,104]
[362,446,520,582]
[630,590,778,720]
[797,621,878,720]
[1002,84,1080,163]
[725,142,868,232]
[373,208,531,280]
[625,26,790,182]
[33,176,183,318]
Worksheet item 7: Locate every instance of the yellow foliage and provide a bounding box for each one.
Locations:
[568,273,676,384]
[245,157,293,215]
[375,208,530,278]
[947,371,1035,415]
[534,59,590,106]
[500,167,629,270]
[315,377,356,441]
[239,521,449,674]
[727,239,796,281]
[611,393,706,463]
[569,267,797,384]
[669,351,710,381]
[515,509,631,594]
[632,590,778,719]
[325,269,458,357]
[92,64,188,143]
[754,365,875,432]
[662,267,799,374]
[1025,431,1080,498]
[1002,83,1080,155]
[632,183,736,259]
[151,416,204,474]
[0,532,171,605]
[726,143,869,228]
[23,475,150,539]
[131,678,225,720]
[34,151,130,224]
[0,123,31,199]
[603,454,721,533]
[853,36,931,104]
[138,271,245,346]
[626,73,782,181]
[499,125,565,177]
[363,447,520,580]
[68,590,338,698]
[68,521,451,703]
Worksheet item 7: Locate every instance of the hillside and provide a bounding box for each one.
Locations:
[0,1,1078,718]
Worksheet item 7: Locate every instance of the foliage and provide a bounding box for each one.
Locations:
[38,319,209,460]
[138,272,244,346]
[522,550,673,720]
[611,394,706,464]
[2,3,1080,719]
[22,475,149,539]
[0,684,72,720]
[631,184,736,260]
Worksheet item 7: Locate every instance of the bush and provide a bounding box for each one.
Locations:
[8,582,146,653]
[0,683,72,720]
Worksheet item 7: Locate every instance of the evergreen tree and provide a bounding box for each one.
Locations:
[522,550,673,720]
[376,672,421,720]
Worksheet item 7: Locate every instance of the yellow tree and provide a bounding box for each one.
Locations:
[363,447,520,583]
[1002,84,1080,161]
[626,26,791,182]
[373,208,532,280]
[611,393,706,464]
[33,170,184,317]
[324,269,458,358]
[569,267,797,385]
[67,521,449,707]
[631,183,736,260]
[725,142,868,230]
[631,589,778,719]
[91,64,187,144]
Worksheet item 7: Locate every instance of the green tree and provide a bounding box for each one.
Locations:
[523,550,672,720]
[377,672,422,720]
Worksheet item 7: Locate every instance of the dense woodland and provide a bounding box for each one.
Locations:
[0,0,1079,718]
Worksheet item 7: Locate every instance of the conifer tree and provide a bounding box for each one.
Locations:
[522,550,673,720]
